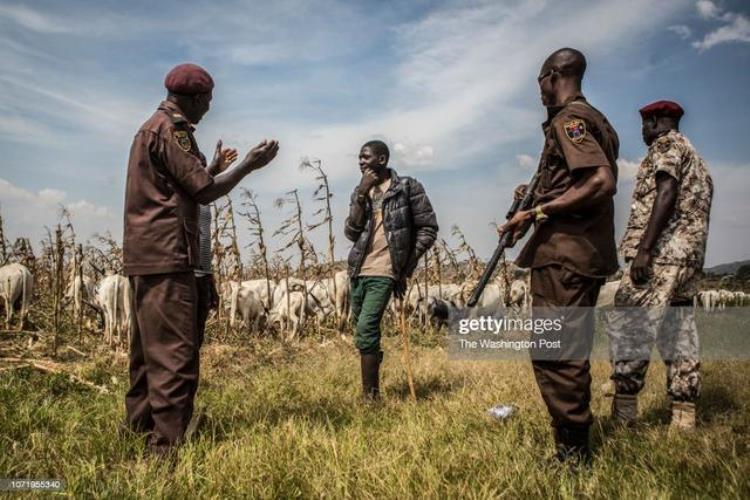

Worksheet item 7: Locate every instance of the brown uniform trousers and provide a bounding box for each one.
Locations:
[125,272,199,451]
[530,264,603,428]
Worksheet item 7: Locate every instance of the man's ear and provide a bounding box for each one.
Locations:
[378,154,388,167]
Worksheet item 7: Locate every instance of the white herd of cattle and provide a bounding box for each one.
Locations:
[0,261,748,339]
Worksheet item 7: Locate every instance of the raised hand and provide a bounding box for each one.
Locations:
[358,167,379,194]
[211,140,239,173]
[243,139,280,171]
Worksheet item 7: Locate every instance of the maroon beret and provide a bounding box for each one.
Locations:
[164,63,214,95]
[639,100,684,119]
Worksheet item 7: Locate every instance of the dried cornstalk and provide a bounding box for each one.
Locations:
[239,189,272,308]
[53,226,64,356]
[274,189,312,330]
[0,206,8,266]
[450,224,480,279]
[301,157,338,327]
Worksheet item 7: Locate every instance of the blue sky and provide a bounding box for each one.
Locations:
[1,0,748,267]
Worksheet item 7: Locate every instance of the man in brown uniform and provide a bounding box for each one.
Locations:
[123,63,279,456]
[500,48,619,463]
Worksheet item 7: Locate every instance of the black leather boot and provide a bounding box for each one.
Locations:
[554,426,592,465]
[360,351,383,402]
[612,393,638,426]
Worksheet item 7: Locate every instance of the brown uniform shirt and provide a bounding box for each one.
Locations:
[516,94,620,278]
[123,100,214,276]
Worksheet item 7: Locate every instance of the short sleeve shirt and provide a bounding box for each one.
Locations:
[516,94,620,278]
[620,130,713,268]
[123,100,214,275]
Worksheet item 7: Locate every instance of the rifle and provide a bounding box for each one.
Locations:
[466,172,540,307]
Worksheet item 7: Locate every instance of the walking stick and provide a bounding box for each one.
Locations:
[399,298,417,401]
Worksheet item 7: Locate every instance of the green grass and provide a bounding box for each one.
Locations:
[1,332,749,498]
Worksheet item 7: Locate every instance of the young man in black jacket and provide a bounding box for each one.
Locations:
[344,140,438,401]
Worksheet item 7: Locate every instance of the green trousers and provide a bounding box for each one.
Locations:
[350,276,394,354]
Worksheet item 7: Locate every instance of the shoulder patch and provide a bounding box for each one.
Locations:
[655,136,673,154]
[173,130,191,152]
[563,119,586,144]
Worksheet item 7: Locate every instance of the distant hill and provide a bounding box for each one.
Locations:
[705,260,750,275]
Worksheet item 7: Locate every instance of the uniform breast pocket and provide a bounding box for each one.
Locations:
[541,157,562,189]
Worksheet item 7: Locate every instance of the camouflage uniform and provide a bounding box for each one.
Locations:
[608,130,713,402]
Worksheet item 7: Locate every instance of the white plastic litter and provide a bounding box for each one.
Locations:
[487,404,516,421]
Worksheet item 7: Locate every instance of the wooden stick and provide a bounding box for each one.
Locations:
[1,357,109,394]
[399,298,416,401]
[0,364,29,373]
[0,330,40,335]
[65,345,87,357]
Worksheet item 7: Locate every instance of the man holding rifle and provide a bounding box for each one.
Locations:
[499,48,619,464]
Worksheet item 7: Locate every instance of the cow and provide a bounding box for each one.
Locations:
[508,278,530,313]
[0,263,33,330]
[268,280,309,340]
[95,274,132,346]
[319,270,349,331]
[64,274,95,321]
[462,282,505,312]
[229,285,266,334]
[718,289,735,310]
[227,279,276,317]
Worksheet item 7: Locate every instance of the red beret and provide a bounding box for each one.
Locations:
[639,100,684,119]
[164,63,214,95]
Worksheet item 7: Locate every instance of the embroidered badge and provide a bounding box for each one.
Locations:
[174,130,191,152]
[563,119,586,143]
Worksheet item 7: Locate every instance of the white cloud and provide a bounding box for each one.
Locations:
[235,0,686,188]
[0,178,116,249]
[668,24,693,39]
[516,154,537,170]
[0,3,74,34]
[393,142,435,167]
[693,13,750,51]
[696,0,722,19]
[617,158,643,180]
[691,1,750,51]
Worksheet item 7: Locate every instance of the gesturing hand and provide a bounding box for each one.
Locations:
[211,140,239,173]
[244,139,280,171]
